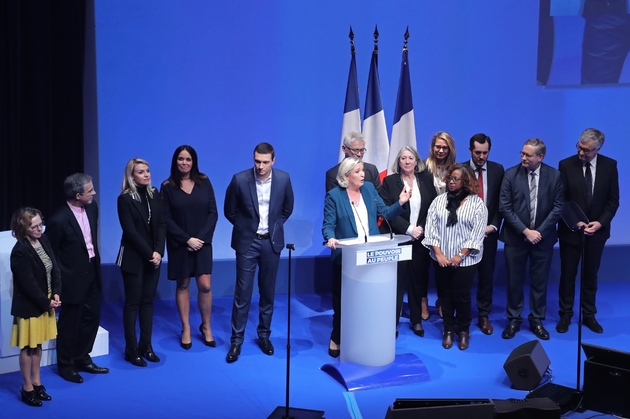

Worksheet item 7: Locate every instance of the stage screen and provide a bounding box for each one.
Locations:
[94,0,629,264]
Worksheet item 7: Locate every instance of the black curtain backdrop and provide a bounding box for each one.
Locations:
[0,0,87,230]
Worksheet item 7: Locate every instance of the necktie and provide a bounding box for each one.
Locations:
[477,167,484,201]
[529,171,537,228]
[584,162,593,203]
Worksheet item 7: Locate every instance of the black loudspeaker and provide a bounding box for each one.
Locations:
[582,343,630,417]
[503,340,550,390]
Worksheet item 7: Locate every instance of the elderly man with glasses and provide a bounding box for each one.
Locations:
[325,131,381,192]
[556,128,619,334]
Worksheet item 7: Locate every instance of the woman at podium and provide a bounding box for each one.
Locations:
[10,207,61,406]
[322,157,411,358]
[422,164,487,350]
[380,146,437,338]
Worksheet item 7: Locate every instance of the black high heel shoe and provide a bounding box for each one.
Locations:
[33,384,51,401]
[20,387,42,407]
[199,325,216,347]
[180,331,192,350]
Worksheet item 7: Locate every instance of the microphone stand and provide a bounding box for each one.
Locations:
[267,244,324,419]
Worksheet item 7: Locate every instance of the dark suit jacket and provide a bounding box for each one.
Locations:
[224,168,294,254]
[45,201,102,304]
[10,235,61,318]
[499,162,564,249]
[326,161,381,192]
[557,154,619,245]
[322,182,405,264]
[378,170,437,238]
[116,188,166,274]
[462,160,505,230]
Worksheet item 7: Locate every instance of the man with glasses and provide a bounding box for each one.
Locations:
[326,131,381,192]
[45,173,108,383]
[499,139,564,340]
[556,128,619,334]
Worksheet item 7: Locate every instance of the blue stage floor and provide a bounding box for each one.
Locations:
[1,281,628,418]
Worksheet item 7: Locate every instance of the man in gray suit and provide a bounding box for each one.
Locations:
[499,139,564,340]
[326,131,381,192]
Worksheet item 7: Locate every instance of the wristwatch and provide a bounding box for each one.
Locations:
[458,252,467,260]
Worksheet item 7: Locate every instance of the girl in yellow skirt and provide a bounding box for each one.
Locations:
[10,208,61,407]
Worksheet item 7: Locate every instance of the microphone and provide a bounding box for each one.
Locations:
[374,199,393,240]
[350,199,368,243]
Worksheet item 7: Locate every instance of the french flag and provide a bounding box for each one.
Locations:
[388,32,416,174]
[338,28,362,162]
[362,30,389,179]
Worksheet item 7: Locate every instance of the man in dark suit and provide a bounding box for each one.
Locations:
[556,128,619,334]
[326,131,381,192]
[462,133,504,335]
[499,139,564,340]
[45,173,108,383]
[224,142,294,363]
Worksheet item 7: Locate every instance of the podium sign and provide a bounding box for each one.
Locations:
[337,234,411,366]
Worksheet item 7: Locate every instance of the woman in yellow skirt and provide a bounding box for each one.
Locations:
[10,208,61,407]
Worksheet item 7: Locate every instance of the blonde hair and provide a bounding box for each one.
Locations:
[121,158,155,200]
[426,131,456,178]
[390,146,426,174]
[336,157,362,188]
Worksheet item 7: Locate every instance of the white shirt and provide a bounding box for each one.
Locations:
[255,169,272,234]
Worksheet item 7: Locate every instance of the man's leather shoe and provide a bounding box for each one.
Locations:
[258,338,274,355]
[125,348,147,367]
[139,343,160,362]
[556,317,570,333]
[502,323,520,339]
[79,362,109,374]
[458,331,470,350]
[60,370,83,384]
[412,323,425,337]
[584,317,604,333]
[442,331,454,349]
[530,324,550,340]
[226,344,241,363]
[478,316,493,335]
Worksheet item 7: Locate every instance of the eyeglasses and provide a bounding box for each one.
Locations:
[28,223,44,231]
[345,146,367,155]
[434,145,449,151]
[447,176,461,183]
[576,142,598,155]
[520,151,539,159]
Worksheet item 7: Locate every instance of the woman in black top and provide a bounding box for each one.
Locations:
[117,158,166,366]
[10,207,61,406]
[161,145,218,349]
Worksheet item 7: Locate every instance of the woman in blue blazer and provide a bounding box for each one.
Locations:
[322,157,410,357]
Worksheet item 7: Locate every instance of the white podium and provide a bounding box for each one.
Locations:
[337,234,411,367]
[0,230,109,375]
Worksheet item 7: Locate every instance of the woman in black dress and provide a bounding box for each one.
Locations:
[117,158,166,366]
[10,207,61,406]
[161,145,218,349]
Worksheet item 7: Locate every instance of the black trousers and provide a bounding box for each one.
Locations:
[435,263,477,333]
[396,243,431,326]
[558,237,606,319]
[121,264,160,350]
[331,264,342,345]
[56,260,101,373]
[474,234,498,318]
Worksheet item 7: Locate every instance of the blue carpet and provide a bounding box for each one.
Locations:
[0,281,628,418]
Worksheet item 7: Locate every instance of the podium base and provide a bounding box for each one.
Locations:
[267,406,325,419]
[321,352,431,391]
